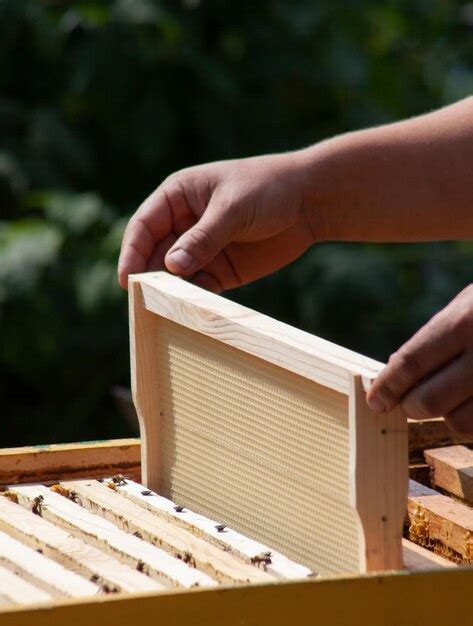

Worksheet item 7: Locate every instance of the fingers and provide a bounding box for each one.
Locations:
[118,186,173,289]
[445,397,473,435]
[400,353,472,420]
[366,307,465,413]
[192,271,223,294]
[146,233,178,272]
[165,196,237,277]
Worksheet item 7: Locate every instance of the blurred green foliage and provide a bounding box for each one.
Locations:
[0,0,472,445]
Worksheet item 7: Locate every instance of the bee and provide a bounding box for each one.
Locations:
[32,495,44,516]
[68,490,80,504]
[133,531,143,539]
[215,524,226,533]
[250,551,272,568]
[177,551,196,567]
[183,551,196,567]
[50,484,80,503]
[174,505,185,513]
[136,560,147,574]
[106,474,127,491]
[141,490,152,496]
[110,475,127,486]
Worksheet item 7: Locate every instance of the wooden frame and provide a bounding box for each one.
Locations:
[129,272,408,574]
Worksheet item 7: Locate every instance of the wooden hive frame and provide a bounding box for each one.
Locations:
[129,271,408,575]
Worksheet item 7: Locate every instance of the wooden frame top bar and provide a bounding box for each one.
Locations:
[132,272,383,395]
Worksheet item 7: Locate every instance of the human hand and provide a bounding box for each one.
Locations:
[367,285,473,433]
[118,152,317,293]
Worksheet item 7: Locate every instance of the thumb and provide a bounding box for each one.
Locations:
[165,202,234,276]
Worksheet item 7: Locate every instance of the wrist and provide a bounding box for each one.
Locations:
[294,142,346,244]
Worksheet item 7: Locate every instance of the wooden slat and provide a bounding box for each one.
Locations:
[408,418,473,457]
[0,531,99,598]
[1,568,473,626]
[408,479,473,560]
[424,446,473,502]
[402,539,457,570]
[0,496,161,594]
[0,565,52,606]
[8,484,215,589]
[129,281,162,493]
[62,480,275,585]
[134,272,384,395]
[349,376,407,572]
[409,463,431,485]
[107,477,312,580]
[0,440,140,486]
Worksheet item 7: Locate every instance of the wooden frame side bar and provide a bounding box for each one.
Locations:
[349,376,408,572]
[129,281,163,491]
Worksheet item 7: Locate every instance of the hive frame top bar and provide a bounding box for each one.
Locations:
[130,272,383,396]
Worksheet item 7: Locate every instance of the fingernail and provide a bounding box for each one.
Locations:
[166,249,194,272]
[368,395,386,414]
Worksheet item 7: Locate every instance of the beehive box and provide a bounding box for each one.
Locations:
[0,272,471,625]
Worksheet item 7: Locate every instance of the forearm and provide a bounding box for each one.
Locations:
[303,97,473,242]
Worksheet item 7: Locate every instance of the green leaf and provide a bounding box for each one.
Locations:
[74,259,122,314]
[28,191,113,235]
[0,218,63,298]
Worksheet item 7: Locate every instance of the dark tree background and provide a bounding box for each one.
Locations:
[1,0,472,445]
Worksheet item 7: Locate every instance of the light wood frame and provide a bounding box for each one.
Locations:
[129,272,408,573]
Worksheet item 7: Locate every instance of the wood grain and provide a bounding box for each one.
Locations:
[0,496,161,594]
[408,479,473,560]
[129,281,162,491]
[0,565,52,606]
[61,480,274,585]
[0,440,140,486]
[0,568,473,626]
[0,530,99,598]
[349,376,407,572]
[132,272,383,395]
[9,484,215,589]
[108,477,312,580]
[402,539,457,570]
[408,418,473,458]
[424,446,473,503]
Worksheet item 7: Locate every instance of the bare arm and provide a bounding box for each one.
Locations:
[119,97,473,291]
[306,97,473,243]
